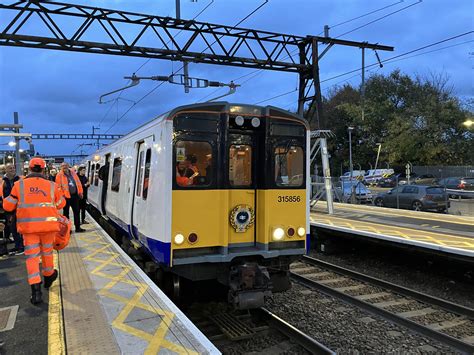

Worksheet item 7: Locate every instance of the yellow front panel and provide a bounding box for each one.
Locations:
[256,189,306,245]
[172,190,227,249]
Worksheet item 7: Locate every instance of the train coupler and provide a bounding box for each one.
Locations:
[228,263,271,310]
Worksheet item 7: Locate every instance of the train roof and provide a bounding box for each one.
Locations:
[87,102,307,159]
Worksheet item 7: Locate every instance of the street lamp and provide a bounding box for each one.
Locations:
[374,143,382,173]
[348,126,356,203]
[8,141,16,147]
[463,119,473,128]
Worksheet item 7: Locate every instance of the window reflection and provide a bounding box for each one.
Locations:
[274,146,304,187]
[229,145,252,186]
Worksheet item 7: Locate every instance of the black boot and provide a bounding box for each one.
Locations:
[44,270,58,289]
[30,283,43,305]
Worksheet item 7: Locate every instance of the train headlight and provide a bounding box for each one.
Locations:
[272,227,285,241]
[251,117,260,128]
[235,115,244,126]
[297,227,306,237]
[174,234,185,245]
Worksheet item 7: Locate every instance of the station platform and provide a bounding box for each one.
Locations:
[310,202,474,260]
[0,216,219,355]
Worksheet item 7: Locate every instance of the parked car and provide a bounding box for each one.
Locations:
[437,177,474,198]
[414,174,438,185]
[373,185,450,212]
[336,181,373,204]
[340,170,365,181]
[364,169,394,185]
[377,173,401,188]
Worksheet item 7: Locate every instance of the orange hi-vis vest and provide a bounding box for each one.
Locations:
[55,169,83,198]
[3,176,66,234]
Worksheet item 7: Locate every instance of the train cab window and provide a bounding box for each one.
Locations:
[175,141,212,187]
[94,163,100,186]
[111,158,122,192]
[143,149,151,199]
[274,146,304,187]
[229,145,252,186]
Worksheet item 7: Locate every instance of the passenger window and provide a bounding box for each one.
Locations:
[402,186,418,194]
[274,145,304,187]
[142,149,151,199]
[111,158,122,192]
[94,163,100,186]
[229,145,252,186]
[136,151,144,197]
[175,141,212,187]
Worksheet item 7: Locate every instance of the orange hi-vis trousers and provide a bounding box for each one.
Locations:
[23,233,55,285]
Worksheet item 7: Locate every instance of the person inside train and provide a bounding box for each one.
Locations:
[184,155,199,177]
[176,161,193,187]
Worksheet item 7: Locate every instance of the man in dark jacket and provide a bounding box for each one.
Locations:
[77,166,90,224]
[1,164,23,255]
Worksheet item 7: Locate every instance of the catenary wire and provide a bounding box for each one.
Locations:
[105,0,269,133]
[256,31,474,104]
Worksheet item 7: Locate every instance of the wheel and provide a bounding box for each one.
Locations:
[374,198,384,207]
[437,207,447,214]
[412,201,423,211]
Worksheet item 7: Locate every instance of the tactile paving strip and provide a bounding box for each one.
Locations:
[73,217,218,354]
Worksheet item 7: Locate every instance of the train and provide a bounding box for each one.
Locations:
[85,102,310,309]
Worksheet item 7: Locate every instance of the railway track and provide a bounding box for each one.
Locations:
[290,255,474,354]
[186,303,334,354]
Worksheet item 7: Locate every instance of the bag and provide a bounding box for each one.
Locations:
[54,215,71,251]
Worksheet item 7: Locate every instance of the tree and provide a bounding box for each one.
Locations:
[321,70,473,175]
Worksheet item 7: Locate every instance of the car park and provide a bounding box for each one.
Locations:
[373,185,450,212]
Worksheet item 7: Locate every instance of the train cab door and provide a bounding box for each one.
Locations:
[227,134,257,248]
[131,138,153,241]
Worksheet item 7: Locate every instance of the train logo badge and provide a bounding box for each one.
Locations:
[230,204,255,233]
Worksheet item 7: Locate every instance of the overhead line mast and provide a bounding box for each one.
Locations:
[0,0,393,128]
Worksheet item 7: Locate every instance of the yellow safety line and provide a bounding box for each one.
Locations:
[77,231,198,354]
[48,251,65,355]
[311,215,474,249]
[312,203,474,226]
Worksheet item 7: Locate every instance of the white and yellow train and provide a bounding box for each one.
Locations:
[85,102,309,309]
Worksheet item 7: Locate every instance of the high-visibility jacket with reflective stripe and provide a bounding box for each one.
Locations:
[55,170,83,198]
[3,175,66,234]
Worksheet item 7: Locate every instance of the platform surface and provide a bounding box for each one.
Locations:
[55,216,220,355]
[311,202,474,258]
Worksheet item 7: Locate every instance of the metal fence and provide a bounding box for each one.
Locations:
[412,166,474,178]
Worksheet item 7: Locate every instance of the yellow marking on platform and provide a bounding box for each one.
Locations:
[312,214,474,250]
[48,251,65,355]
[421,224,430,227]
[313,202,474,225]
[76,232,198,354]
[432,226,440,229]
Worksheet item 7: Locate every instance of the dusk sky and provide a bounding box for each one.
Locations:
[0,0,472,158]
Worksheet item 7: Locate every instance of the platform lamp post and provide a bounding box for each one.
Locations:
[348,126,356,204]
[463,119,473,128]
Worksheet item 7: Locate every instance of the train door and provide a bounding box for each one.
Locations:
[227,133,257,247]
[99,153,111,214]
[131,138,153,241]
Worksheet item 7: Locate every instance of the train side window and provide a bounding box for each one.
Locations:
[136,151,145,197]
[229,145,252,186]
[111,157,122,192]
[94,163,100,186]
[175,141,212,187]
[274,146,304,187]
[142,149,151,199]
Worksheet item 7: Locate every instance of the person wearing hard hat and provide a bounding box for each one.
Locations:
[3,157,66,304]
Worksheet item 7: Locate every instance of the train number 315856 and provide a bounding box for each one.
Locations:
[277,195,301,203]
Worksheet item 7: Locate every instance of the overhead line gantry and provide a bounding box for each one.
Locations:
[0,0,394,128]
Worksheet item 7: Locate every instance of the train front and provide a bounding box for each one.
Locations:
[170,102,309,309]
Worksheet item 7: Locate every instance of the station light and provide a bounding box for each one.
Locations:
[297,227,306,237]
[174,234,184,245]
[8,141,16,147]
[272,227,285,241]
